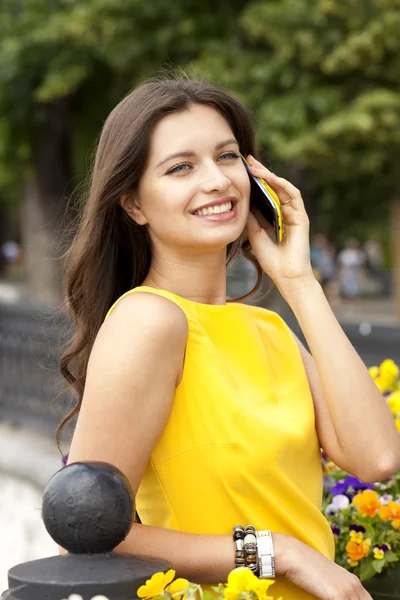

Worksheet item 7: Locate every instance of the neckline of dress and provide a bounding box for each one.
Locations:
[136,286,246,310]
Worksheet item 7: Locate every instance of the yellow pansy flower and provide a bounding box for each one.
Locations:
[349,531,363,543]
[369,366,379,379]
[392,519,400,530]
[223,567,256,600]
[137,570,175,598]
[380,359,399,381]
[395,419,400,433]
[388,391,400,416]
[224,567,280,600]
[166,578,190,598]
[373,548,385,560]
[251,577,276,600]
[223,567,274,600]
[347,558,359,567]
[377,359,399,392]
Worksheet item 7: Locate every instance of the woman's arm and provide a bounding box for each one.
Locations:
[114,523,287,583]
[244,155,400,484]
[284,275,400,483]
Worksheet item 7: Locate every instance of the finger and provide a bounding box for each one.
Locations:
[247,155,305,209]
[253,166,304,209]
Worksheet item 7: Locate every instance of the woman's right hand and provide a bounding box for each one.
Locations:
[275,533,373,599]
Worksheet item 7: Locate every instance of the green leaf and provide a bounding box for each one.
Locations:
[384,551,399,563]
[359,558,379,582]
[372,558,386,573]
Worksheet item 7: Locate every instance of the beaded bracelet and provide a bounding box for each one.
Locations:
[232,524,259,574]
[243,525,258,574]
[232,525,246,568]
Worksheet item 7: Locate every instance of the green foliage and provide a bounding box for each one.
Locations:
[1,0,400,242]
[0,0,246,187]
[191,0,400,239]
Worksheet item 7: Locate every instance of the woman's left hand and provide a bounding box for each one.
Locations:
[245,155,315,292]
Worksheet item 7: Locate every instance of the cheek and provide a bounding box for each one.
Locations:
[141,183,189,226]
[236,172,251,204]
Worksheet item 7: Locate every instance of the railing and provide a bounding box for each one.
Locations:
[1,288,400,435]
[0,301,73,434]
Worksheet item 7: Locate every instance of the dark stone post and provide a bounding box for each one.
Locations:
[2,461,171,600]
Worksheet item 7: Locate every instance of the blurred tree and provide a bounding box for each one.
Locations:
[0,0,246,302]
[192,0,400,316]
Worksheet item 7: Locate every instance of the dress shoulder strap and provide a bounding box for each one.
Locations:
[105,286,190,321]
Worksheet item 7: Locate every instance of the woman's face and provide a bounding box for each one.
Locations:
[125,104,251,256]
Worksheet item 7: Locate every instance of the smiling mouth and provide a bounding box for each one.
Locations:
[191,200,236,217]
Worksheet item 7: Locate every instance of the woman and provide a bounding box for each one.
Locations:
[60,77,400,600]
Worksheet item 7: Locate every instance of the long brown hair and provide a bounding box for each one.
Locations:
[58,75,264,448]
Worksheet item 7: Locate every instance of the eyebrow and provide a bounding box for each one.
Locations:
[155,138,239,169]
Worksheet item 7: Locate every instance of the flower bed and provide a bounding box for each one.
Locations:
[322,359,400,584]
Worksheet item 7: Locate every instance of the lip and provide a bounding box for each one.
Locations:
[189,196,238,215]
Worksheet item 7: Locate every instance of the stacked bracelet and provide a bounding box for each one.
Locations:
[243,525,258,574]
[232,525,258,574]
[232,525,275,579]
[232,525,246,568]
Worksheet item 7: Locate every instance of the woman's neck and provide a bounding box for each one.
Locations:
[141,250,228,305]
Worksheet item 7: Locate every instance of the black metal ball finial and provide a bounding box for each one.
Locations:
[42,461,135,554]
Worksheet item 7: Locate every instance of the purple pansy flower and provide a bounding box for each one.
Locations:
[380,493,393,505]
[331,524,341,537]
[349,524,366,533]
[375,544,390,552]
[330,476,374,499]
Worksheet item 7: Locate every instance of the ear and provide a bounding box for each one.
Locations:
[120,192,148,226]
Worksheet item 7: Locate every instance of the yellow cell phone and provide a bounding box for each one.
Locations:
[241,154,284,243]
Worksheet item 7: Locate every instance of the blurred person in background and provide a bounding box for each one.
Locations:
[337,238,367,300]
[363,238,388,296]
[310,233,336,292]
[0,240,24,278]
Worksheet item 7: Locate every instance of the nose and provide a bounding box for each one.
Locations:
[200,161,231,194]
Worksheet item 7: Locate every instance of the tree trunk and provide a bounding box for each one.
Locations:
[391,197,400,323]
[21,97,72,305]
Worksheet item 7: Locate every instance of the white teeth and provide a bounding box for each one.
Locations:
[194,201,233,216]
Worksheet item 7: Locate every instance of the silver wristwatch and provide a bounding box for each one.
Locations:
[256,530,275,579]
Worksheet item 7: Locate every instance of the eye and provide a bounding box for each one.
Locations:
[218,152,240,161]
[166,152,239,175]
[166,163,191,175]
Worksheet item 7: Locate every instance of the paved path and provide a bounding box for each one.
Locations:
[332,297,398,326]
[0,422,61,593]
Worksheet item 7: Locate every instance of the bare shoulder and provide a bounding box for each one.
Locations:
[66,292,188,490]
[104,290,188,341]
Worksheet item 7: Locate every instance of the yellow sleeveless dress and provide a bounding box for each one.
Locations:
[106,286,335,600]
